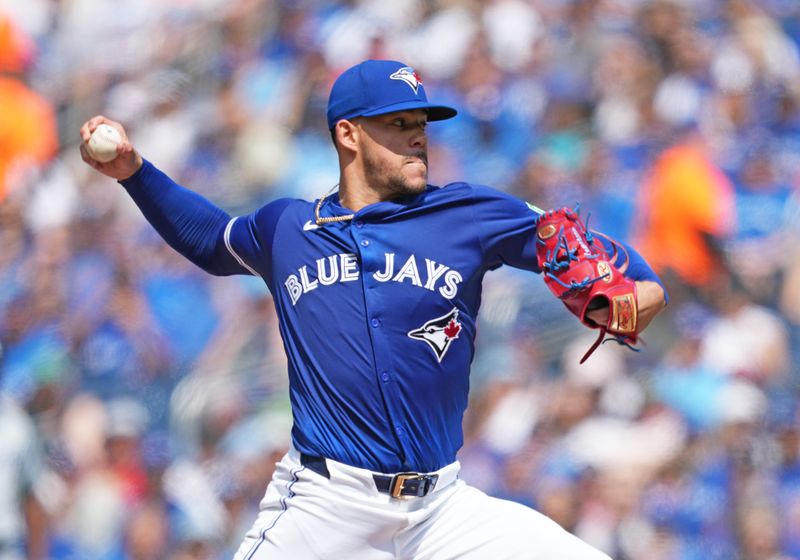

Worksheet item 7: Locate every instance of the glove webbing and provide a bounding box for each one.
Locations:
[537,210,609,298]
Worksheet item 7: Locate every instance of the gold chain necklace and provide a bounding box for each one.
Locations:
[314,184,355,225]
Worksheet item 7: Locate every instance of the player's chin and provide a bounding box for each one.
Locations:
[402,164,428,190]
[403,177,428,195]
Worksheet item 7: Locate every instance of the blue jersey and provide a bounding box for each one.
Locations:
[121,160,659,473]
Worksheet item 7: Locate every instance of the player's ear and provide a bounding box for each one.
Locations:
[334,119,359,153]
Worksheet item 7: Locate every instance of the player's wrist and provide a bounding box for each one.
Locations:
[121,152,144,180]
[117,154,147,185]
[633,280,667,333]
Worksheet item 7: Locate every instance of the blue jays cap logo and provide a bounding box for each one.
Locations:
[408,308,462,362]
[390,66,423,94]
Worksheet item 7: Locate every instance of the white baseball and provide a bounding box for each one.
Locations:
[87,123,122,163]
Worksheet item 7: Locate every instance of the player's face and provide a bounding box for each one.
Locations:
[353,109,429,198]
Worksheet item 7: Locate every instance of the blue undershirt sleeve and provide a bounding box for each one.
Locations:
[118,159,249,276]
[596,234,669,304]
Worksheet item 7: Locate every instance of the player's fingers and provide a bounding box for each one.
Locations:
[79,116,102,141]
[79,121,92,142]
[585,307,609,327]
[78,142,102,170]
[88,114,109,130]
[113,124,129,143]
[80,115,112,141]
[100,118,128,143]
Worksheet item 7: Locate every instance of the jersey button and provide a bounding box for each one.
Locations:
[355,220,364,228]
[371,318,380,328]
[360,239,369,247]
[380,372,390,382]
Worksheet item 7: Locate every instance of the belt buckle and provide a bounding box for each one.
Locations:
[390,472,423,499]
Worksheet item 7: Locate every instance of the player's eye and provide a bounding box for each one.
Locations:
[391,117,427,131]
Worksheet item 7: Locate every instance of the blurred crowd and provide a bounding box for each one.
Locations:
[1,0,800,558]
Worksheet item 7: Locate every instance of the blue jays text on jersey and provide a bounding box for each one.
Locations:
[283,251,464,305]
[120,160,660,474]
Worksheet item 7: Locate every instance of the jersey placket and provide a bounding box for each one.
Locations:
[349,217,413,463]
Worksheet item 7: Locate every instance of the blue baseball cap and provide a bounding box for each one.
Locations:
[326,59,458,130]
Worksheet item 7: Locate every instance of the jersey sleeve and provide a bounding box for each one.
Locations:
[469,184,541,272]
[224,198,295,278]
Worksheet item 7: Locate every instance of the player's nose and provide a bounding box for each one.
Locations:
[409,128,427,149]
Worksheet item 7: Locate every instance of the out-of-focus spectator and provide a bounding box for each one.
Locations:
[0,12,34,73]
[121,501,170,560]
[0,393,58,560]
[0,13,57,202]
[724,132,796,305]
[633,129,736,302]
[776,417,800,557]
[650,302,728,432]
[700,283,790,384]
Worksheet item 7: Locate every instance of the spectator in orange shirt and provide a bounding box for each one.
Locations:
[0,12,58,201]
[633,129,735,301]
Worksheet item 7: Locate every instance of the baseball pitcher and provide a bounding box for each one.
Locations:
[80,59,667,560]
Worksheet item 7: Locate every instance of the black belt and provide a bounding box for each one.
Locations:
[300,453,439,498]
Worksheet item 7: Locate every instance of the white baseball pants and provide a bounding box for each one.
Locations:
[233,447,612,560]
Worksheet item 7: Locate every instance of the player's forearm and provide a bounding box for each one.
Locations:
[618,241,667,333]
[634,280,666,333]
[595,236,667,333]
[119,160,238,275]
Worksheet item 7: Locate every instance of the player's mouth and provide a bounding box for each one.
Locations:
[404,152,428,167]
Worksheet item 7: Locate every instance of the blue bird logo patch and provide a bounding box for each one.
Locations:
[408,308,462,362]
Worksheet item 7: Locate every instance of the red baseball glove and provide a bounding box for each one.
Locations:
[535,206,639,363]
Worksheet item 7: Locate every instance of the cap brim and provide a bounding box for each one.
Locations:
[360,100,458,122]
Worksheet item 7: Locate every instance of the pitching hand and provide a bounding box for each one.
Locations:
[79,115,143,181]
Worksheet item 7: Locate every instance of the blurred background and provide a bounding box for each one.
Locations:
[1,0,800,558]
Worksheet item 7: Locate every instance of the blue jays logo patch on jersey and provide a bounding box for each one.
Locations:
[408,308,462,363]
[390,67,422,94]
